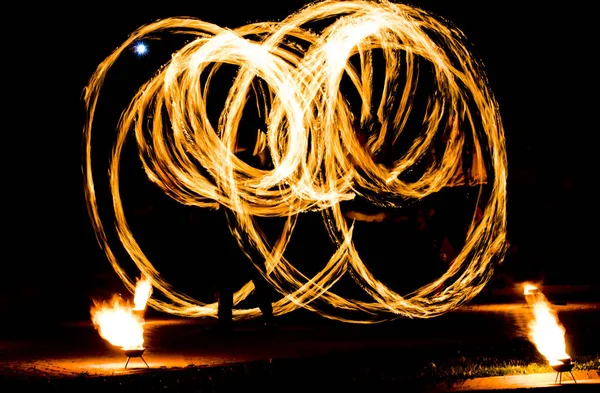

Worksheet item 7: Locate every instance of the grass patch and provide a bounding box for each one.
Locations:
[416,357,599,382]
[575,357,600,371]
[413,338,600,384]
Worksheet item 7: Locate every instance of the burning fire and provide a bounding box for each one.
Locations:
[91,276,153,350]
[523,282,539,296]
[133,276,153,311]
[523,284,570,367]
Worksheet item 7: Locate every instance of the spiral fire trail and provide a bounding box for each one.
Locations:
[82,0,508,323]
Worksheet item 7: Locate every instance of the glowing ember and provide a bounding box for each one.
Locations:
[524,287,570,367]
[91,277,152,350]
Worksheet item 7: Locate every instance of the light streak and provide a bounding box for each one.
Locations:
[82,0,508,323]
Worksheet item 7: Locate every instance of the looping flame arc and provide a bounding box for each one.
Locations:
[82,0,508,323]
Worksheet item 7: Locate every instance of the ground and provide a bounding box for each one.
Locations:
[1,295,599,392]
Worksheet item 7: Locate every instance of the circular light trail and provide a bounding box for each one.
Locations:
[82,0,508,323]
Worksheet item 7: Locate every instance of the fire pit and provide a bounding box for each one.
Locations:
[90,276,153,370]
[123,348,149,369]
[522,285,578,386]
[551,358,576,385]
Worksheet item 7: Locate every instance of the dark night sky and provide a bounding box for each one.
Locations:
[4,1,596,322]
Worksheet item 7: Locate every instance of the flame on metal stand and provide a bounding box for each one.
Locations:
[522,283,570,367]
[91,276,153,350]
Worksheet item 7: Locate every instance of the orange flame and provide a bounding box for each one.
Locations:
[524,286,570,366]
[133,276,153,311]
[523,282,538,296]
[91,276,152,350]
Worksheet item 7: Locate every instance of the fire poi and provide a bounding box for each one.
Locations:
[91,276,153,368]
[522,283,576,384]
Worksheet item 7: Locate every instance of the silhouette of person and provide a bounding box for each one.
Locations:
[210,124,278,332]
[213,207,276,332]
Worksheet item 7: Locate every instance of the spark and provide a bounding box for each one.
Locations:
[82,0,508,323]
[133,41,148,56]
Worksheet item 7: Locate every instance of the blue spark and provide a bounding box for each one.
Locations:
[133,41,149,57]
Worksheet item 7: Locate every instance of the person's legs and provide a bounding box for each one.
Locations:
[216,281,234,332]
[251,264,275,328]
